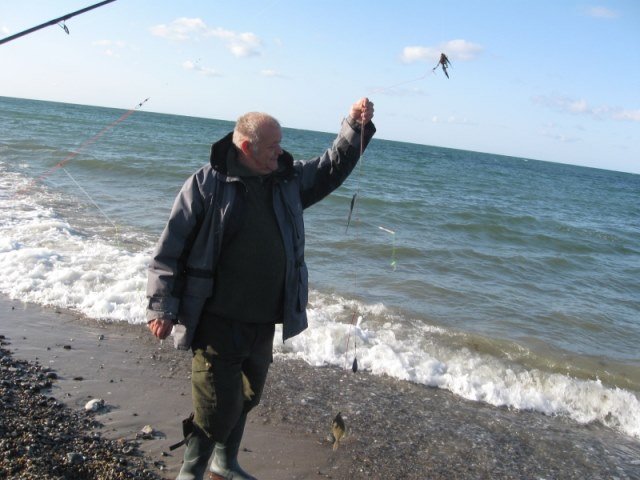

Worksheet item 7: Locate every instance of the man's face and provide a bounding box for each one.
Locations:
[247,123,283,175]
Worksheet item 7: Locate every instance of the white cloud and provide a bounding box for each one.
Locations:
[567,98,589,113]
[371,85,425,97]
[612,109,640,122]
[539,123,580,143]
[400,39,483,63]
[541,130,580,143]
[91,39,128,57]
[151,18,262,58]
[431,115,475,125]
[93,40,126,48]
[150,17,207,41]
[444,39,484,61]
[182,60,222,77]
[586,6,619,19]
[1,25,10,36]
[532,95,640,123]
[401,46,440,63]
[260,69,286,78]
[205,28,261,58]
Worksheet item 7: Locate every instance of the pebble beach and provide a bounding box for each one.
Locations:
[0,336,162,479]
[1,297,639,480]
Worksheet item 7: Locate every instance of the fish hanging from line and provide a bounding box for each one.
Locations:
[345,193,357,233]
[433,52,451,78]
[350,314,362,374]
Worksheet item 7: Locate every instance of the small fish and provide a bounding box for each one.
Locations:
[345,193,357,233]
[331,412,346,451]
[432,52,451,78]
[352,357,358,373]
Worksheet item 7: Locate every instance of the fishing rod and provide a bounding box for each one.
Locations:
[0,0,117,46]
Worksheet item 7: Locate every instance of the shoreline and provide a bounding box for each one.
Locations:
[1,297,639,479]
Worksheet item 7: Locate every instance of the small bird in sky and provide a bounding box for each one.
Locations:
[433,52,451,78]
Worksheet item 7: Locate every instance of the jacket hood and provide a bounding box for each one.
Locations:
[209,131,295,179]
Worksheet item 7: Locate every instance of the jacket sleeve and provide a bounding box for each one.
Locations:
[298,117,376,209]
[146,170,207,322]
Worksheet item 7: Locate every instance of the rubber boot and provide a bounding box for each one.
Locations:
[209,414,256,480]
[176,430,215,480]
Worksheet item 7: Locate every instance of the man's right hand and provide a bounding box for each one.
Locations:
[349,97,374,125]
[148,318,173,339]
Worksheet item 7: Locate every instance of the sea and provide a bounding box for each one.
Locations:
[1,96,639,440]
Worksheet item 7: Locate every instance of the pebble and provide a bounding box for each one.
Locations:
[137,425,156,440]
[84,398,105,412]
[66,452,84,464]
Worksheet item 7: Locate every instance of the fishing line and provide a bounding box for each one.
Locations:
[343,311,359,372]
[61,166,120,241]
[342,105,372,374]
[369,72,432,95]
[34,97,149,185]
[17,97,149,245]
[343,97,406,372]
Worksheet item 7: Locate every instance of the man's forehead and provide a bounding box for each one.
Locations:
[260,122,282,141]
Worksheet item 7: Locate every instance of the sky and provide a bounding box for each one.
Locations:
[1,1,639,174]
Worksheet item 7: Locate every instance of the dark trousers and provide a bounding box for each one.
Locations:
[191,318,275,442]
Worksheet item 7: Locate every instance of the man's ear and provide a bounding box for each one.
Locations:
[240,139,253,156]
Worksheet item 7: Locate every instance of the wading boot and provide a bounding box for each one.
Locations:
[209,414,256,480]
[176,430,215,480]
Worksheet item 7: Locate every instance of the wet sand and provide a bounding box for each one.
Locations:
[1,297,639,479]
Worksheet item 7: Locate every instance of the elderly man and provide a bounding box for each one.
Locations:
[147,98,375,480]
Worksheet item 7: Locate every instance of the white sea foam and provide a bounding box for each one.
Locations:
[275,294,640,440]
[1,167,638,440]
[0,171,148,323]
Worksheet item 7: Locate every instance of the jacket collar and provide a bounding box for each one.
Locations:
[209,131,295,179]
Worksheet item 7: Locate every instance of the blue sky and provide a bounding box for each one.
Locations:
[1,1,639,174]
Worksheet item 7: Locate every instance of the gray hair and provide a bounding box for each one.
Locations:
[233,112,280,151]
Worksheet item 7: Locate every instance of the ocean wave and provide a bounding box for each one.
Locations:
[275,294,640,440]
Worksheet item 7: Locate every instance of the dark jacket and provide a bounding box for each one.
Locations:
[146,117,375,349]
